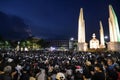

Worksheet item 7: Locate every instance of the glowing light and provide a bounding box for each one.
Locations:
[49,46,56,51]
[70,37,74,41]
[104,36,108,39]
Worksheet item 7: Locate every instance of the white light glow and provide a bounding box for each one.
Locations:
[104,36,108,39]
[70,37,74,41]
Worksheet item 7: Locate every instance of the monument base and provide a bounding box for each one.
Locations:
[99,45,106,48]
[78,42,88,51]
[107,42,120,51]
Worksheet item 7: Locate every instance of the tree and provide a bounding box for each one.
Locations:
[9,41,18,48]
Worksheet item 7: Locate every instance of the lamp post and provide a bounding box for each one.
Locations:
[17,41,20,51]
[69,37,74,50]
[104,35,108,48]
[104,36,108,40]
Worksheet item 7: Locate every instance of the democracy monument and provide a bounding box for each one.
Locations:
[78,5,120,52]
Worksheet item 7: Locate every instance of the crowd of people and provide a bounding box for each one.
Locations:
[0,50,120,80]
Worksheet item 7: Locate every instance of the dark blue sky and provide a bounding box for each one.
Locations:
[0,0,120,42]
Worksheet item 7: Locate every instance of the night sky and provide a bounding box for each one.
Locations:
[0,0,120,42]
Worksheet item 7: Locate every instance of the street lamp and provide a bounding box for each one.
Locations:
[104,35,109,48]
[70,37,74,41]
[104,36,108,40]
[17,41,20,51]
[69,37,74,50]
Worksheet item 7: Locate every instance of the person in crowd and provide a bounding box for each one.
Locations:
[66,65,73,80]
[36,69,46,80]
[106,58,118,80]
[0,56,4,77]
[20,67,30,80]
[74,70,83,80]
[29,70,36,80]
[51,68,58,80]
[0,66,12,80]
[92,63,105,80]
[83,61,94,80]
[0,50,119,80]
[114,64,120,80]
[56,69,65,80]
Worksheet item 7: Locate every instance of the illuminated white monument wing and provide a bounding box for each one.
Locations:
[109,5,120,42]
[107,5,120,51]
[78,8,85,43]
[78,8,88,51]
[108,18,114,42]
[100,21,105,48]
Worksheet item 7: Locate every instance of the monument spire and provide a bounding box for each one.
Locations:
[78,8,85,43]
[78,8,88,51]
[109,5,120,42]
[107,5,120,51]
[100,21,105,48]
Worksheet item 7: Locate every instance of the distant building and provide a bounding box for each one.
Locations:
[47,40,69,48]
